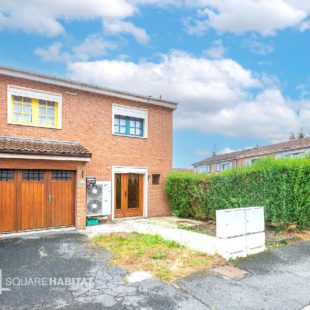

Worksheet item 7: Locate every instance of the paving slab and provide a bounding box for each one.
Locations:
[211,265,249,279]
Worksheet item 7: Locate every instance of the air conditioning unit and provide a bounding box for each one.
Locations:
[86,181,111,217]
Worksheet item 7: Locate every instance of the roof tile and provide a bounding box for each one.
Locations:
[194,137,310,165]
[0,136,91,158]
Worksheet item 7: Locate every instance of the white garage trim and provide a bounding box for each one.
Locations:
[0,153,90,162]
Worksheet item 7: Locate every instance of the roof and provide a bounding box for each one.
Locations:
[0,136,91,158]
[173,168,194,172]
[193,137,310,166]
[0,65,178,110]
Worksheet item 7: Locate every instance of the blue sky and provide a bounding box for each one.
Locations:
[0,1,309,167]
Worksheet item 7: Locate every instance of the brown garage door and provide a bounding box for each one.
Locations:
[0,170,75,233]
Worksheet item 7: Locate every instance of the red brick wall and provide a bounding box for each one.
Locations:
[0,75,174,228]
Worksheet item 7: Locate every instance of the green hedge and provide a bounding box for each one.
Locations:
[166,158,310,229]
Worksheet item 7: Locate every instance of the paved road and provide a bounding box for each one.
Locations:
[178,241,310,310]
[0,232,309,309]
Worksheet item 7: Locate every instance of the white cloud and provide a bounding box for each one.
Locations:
[219,146,253,155]
[0,12,65,37]
[218,147,236,155]
[67,50,310,141]
[68,50,260,111]
[195,148,211,157]
[243,35,274,55]
[103,19,149,44]
[203,40,226,59]
[184,0,309,36]
[34,42,68,62]
[0,0,135,36]
[72,35,117,61]
[195,146,253,159]
[296,83,310,99]
[299,19,310,31]
[183,17,209,36]
[177,88,305,142]
[35,36,116,62]
[2,0,310,39]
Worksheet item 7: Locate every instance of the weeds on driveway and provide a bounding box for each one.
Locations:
[92,232,223,282]
[266,228,310,249]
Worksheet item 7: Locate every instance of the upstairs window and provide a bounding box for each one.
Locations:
[8,86,61,129]
[114,115,144,137]
[38,100,57,127]
[112,104,148,138]
[13,96,32,124]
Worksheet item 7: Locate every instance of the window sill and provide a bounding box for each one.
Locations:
[8,122,61,130]
[112,133,147,139]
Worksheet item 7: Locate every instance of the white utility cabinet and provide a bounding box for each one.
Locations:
[216,207,265,259]
[86,181,111,217]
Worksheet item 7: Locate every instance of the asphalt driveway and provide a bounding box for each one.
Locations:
[0,232,309,309]
[0,232,203,309]
[178,241,310,310]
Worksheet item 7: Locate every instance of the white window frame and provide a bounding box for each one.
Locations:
[217,162,232,172]
[276,150,309,159]
[112,104,148,138]
[245,157,263,166]
[7,85,62,129]
[206,164,211,173]
[195,164,211,173]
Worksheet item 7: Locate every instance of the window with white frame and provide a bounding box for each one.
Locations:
[195,164,211,173]
[114,115,144,137]
[8,86,61,129]
[276,150,309,159]
[112,104,147,138]
[216,162,232,172]
[245,157,263,166]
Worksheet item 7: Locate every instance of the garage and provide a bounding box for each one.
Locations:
[0,169,76,232]
[0,136,92,232]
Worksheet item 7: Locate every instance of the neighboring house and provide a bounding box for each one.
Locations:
[173,168,193,173]
[0,65,177,233]
[193,137,310,173]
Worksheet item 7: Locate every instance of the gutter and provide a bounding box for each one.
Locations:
[0,66,178,110]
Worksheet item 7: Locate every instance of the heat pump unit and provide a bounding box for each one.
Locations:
[86,181,111,217]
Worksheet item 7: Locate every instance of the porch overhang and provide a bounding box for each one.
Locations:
[0,136,91,162]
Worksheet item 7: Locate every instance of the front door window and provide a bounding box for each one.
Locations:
[115,174,122,210]
[128,174,139,209]
[115,173,143,218]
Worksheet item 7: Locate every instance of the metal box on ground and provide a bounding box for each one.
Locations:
[216,207,265,259]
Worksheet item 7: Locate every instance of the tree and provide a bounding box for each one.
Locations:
[289,133,296,140]
[297,128,305,139]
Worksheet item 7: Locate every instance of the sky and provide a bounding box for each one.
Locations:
[0,0,309,168]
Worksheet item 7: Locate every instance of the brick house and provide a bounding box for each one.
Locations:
[193,137,310,173]
[0,66,177,233]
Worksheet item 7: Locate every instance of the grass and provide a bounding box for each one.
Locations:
[92,232,222,282]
